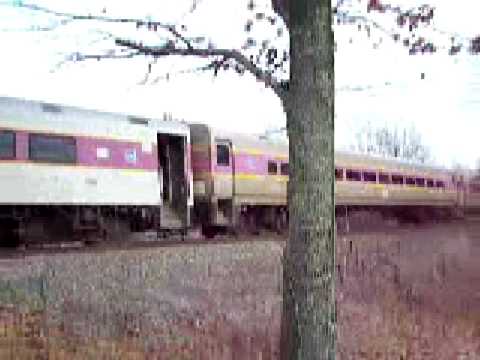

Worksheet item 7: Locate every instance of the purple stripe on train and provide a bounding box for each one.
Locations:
[232,153,277,174]
[13,131,158,170]
[76,138,157,170]
[192,148,286,175]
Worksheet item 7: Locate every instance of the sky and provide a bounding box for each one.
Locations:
[0,0,479,169]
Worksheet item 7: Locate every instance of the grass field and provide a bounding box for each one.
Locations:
[0,222,479,359]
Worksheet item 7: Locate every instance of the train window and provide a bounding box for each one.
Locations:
[363,171,377,183]
[335,167,343,181]
[216,144,230,166]
[280,162,289,176]
[391,174,404,185]
[268,161,278,175]
[346,169,361,181]
[29,134,76,164]
[405,177,415,186]
[415,178,425,187]
[436,180,445,189]
[379,173,390,184]
[0,131,15,159]
[426,179,435,188]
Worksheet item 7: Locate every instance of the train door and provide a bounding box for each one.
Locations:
[157,133,188,229]
[158,136,171,203]
[214,139,234,197]
[214,139,235,226]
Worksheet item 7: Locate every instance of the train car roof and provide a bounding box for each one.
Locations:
[0,95,190,137]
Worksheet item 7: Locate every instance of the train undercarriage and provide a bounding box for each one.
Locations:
[195,202,289,239]
[198,202,463,239]
[0,205,161,248]
[0,203,465,248]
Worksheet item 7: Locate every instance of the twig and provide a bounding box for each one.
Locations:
[16,3,194,50]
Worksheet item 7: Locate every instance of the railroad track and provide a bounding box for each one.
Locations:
[1,216,475,259]
[0,231,287,258]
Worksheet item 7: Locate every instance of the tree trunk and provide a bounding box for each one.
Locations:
[280,0,336,359]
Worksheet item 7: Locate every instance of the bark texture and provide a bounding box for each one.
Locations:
[280,0,336,359]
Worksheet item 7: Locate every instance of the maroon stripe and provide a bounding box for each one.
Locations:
[193,148,288,175]
[191,148,211,173]
[232,154,277,174]
[193,159,211,172]
[76,137,157,170]
[9,130,158,170]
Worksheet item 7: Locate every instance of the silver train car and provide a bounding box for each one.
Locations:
[0,96,193,245]
[1,98,478,245]
[190,124,480,237]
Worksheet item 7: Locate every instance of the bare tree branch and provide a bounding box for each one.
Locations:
[14,2,288,99]
[271,0,288,27]
[138,57,158,85]
[0,18,72,32]
[49,50,142,72]
[150,61,219,84]
[175,0,205,24]
[114,38,288,100]
[16,3,194,50]
[72,51,143,62]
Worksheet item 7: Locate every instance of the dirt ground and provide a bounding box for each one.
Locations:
[0,220,479,359]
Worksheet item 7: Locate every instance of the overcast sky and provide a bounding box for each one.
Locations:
[0,0,478,169]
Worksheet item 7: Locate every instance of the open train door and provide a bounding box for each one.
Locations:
[157,133,189,233]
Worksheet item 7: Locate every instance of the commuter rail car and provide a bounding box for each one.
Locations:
[190,124,288,237]
[189,123,479,237]
[0,96,193,246]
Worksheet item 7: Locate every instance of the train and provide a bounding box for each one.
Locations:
[189,123,480,237]
[0,96,193,245]
[0,95,479,245]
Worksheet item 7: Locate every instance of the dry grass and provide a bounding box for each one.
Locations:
[336,224,480,359]
[0,307,212,359]
[1,223,480,359]
[337,293,480,359]
[0,307,279,360]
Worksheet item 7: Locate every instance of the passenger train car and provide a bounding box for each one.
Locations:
[190,123,480,237]
[0,96,193,245]
[190,124,289,237]
[1,96,479,245]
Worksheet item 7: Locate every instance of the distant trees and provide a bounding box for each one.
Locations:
[350,123,431,164]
